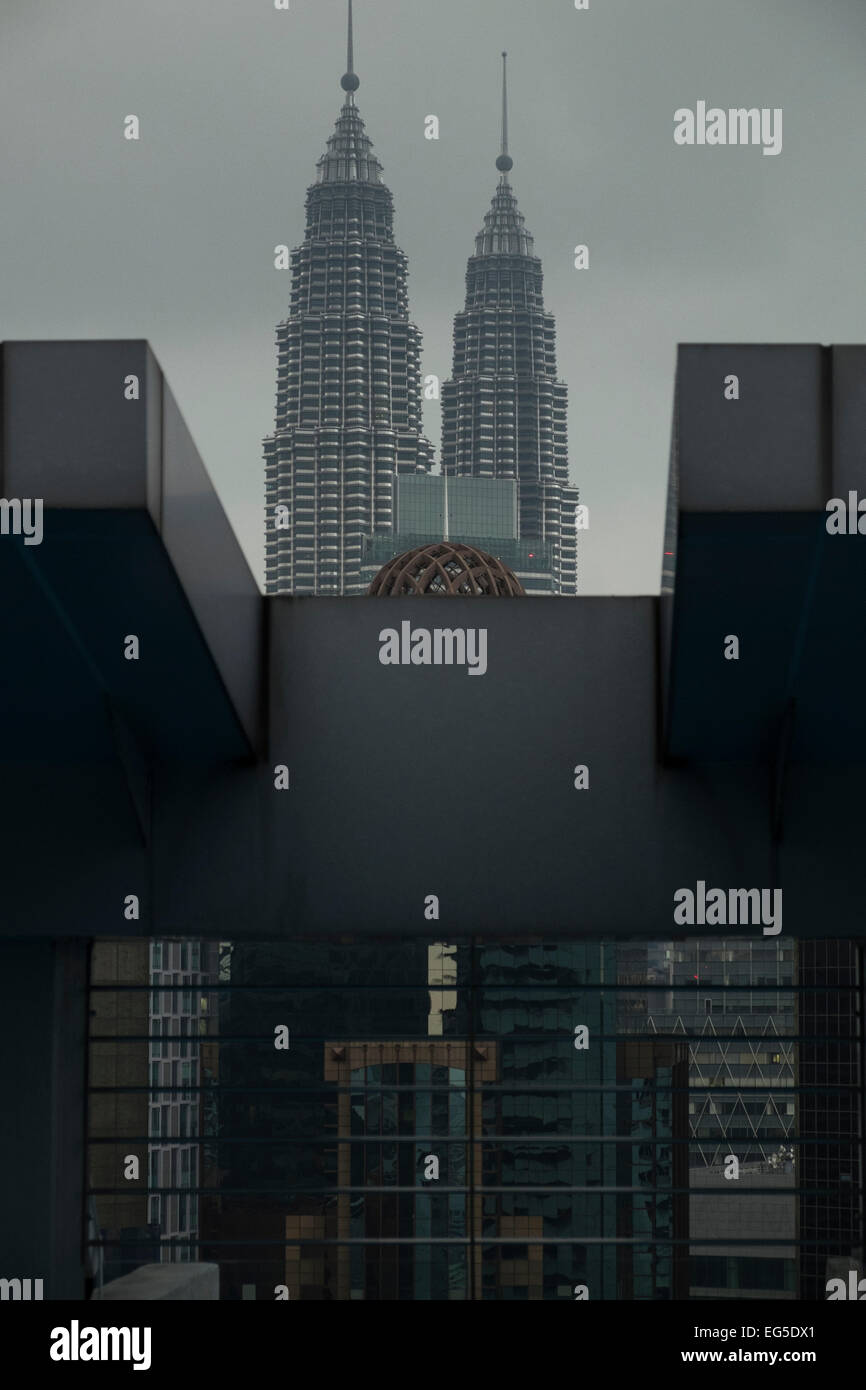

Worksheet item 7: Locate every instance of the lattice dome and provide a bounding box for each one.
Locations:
[367,541,526,596]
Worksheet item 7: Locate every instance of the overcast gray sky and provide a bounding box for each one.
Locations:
[3,0,866,592]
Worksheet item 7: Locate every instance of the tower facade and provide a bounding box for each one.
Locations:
[264,2,433,595]
[441,55,579,594]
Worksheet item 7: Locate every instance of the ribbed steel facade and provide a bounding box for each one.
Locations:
[264,82,433,595]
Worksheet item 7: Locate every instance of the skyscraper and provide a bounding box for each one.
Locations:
[264,1,433,596]
[797,941,862,1300]
[627,938,799,1299]
[441,55,579,594]
[189,937,687,1301]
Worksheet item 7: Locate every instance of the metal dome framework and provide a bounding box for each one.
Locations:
[367,541,526,596]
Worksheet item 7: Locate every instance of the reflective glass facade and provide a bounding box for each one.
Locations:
[87,937,864,1300]
[394,474,518,542]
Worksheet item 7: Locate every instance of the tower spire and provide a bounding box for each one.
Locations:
[496,51,513,177]
[341,0,360,96]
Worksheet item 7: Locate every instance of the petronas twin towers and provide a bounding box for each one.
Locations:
[264,2,578,596]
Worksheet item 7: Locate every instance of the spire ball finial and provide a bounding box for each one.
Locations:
[496,50,513,173]
[342,0,360,92]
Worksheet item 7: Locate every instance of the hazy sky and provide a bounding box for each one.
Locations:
[3,0,866,592]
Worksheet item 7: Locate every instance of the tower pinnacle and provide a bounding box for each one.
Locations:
[496,51,513,175]
[341,0,360,93]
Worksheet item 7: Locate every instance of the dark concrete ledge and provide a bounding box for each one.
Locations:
[0,340,264,757]
[93,1263,219,1300]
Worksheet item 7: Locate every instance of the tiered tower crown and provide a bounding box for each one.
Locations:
[315,104,384,187]
[317,5,382,187]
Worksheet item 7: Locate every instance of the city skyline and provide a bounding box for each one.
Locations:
[3,0,866,1320]
[6,0,865,593]
[265,18,579,596]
